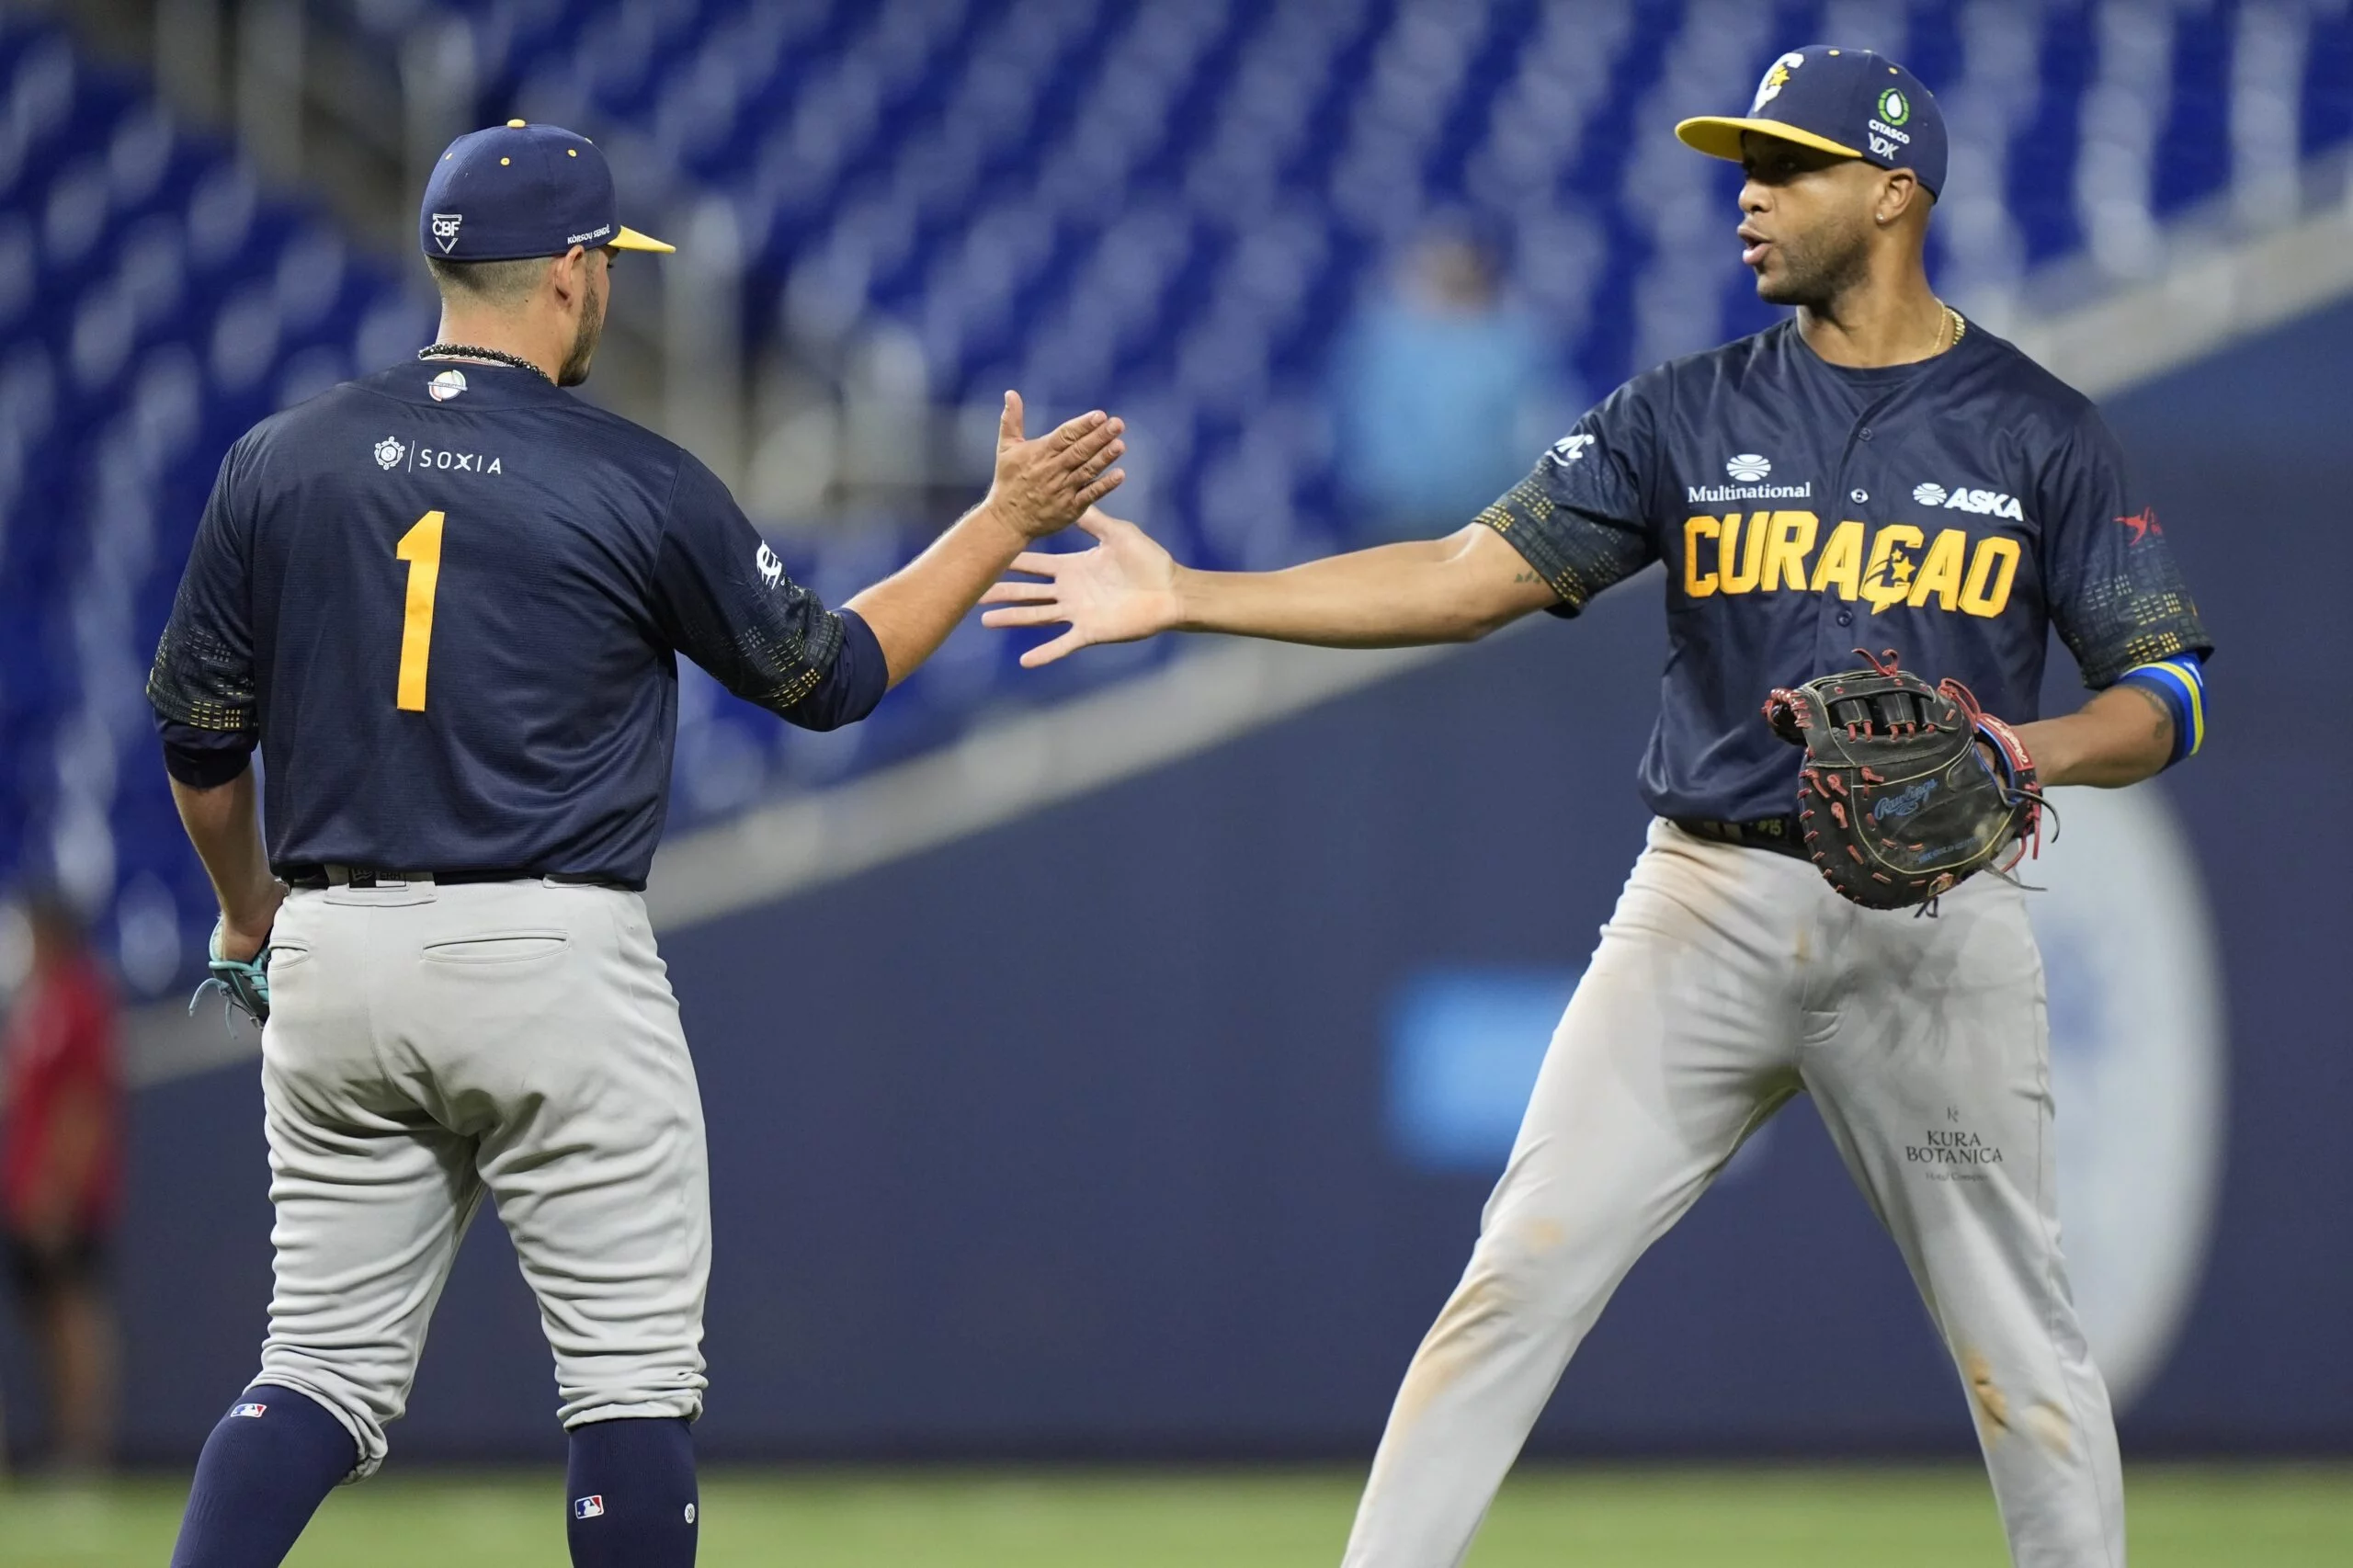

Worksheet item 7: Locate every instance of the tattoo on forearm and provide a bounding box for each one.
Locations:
[2118,680,2174,733]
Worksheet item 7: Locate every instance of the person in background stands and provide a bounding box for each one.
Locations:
[2,887,124,1473]
[1331,223,1565,542]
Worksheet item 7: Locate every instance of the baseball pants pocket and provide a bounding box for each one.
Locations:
[420,931,570,964]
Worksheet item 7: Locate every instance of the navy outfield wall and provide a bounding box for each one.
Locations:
[23,297,2349,1464]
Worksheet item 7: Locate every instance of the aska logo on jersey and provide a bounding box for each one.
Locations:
[1912,482,2026,521]
[373,437,405,470]
[1681,510,2022,619]
[755,541,785,589]
[1550,433,1595,464]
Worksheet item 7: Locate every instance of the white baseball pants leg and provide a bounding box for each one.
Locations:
[251,879,710,1478]
[1340,819,2124,1568]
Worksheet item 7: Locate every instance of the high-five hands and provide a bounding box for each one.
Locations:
[980,507,1182,668]
[984,392,1127,541]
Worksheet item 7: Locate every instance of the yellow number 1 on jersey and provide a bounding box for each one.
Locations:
[395,510,445,710]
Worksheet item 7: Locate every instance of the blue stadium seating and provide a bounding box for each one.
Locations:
[6,2,2351,995]
[0,16,438,994]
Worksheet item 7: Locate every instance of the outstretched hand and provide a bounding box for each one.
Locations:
[984,392,1127,541]
[980,507,1183,667]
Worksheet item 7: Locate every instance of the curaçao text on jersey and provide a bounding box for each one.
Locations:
[1679,511,2021,618]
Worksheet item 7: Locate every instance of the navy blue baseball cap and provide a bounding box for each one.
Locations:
[420,119,673,262]
[1676,45,1947,199]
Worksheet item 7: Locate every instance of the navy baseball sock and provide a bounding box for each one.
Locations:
[564,1415,699,1567]
[169,1385,358,1568]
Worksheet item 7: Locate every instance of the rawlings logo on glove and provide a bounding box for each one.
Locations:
[1762,649,2049,912]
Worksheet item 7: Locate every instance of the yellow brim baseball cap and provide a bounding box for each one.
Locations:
[1673,116,1864,165]
[422,121,683,258]
[1674,45,1948,197]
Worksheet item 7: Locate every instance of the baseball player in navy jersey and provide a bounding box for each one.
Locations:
[146,121,1124,1568]
[985,47,2209,1568]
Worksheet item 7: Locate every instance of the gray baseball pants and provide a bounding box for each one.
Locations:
[252,878,709,1479]
[1341,819,2125,1568]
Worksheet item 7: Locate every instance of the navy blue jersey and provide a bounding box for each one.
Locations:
[147,359,883,888]
[1479,316,2211,822]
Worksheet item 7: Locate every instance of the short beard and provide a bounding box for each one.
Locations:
[1756,216,1872,312]
[558,285,604,387]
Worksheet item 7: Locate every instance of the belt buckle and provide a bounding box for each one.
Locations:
[328,866,426,889]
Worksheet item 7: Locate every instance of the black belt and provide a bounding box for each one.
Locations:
[1670,815,1810,860]
[278,864,631,891]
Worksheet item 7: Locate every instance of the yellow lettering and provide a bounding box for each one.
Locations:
[1718,511,1768,594]
[1960,536,2021,617]
[1906,528,1969,611]
[1760,510,1818,592]
[1810,519,1864,599]
[1682,515,1721,597]
[395,510,445,710]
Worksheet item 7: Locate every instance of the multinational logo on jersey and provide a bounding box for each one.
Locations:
[1688,453,1812,505]
[1912,481,2026,521]
[429,212,463,254]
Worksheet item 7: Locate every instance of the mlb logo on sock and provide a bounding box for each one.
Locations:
[231,1403,267,1418]
[573,1495,605,1520]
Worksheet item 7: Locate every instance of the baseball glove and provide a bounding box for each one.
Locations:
[188,917,271,1031]
[1761,649,2047,911]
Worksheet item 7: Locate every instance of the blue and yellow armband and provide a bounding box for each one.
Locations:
[2116,652,2207,767]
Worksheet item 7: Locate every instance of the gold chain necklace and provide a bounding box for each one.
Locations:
[1927,301,1965,358]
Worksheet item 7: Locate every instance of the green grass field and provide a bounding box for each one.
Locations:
[3,1463,2346,1566]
